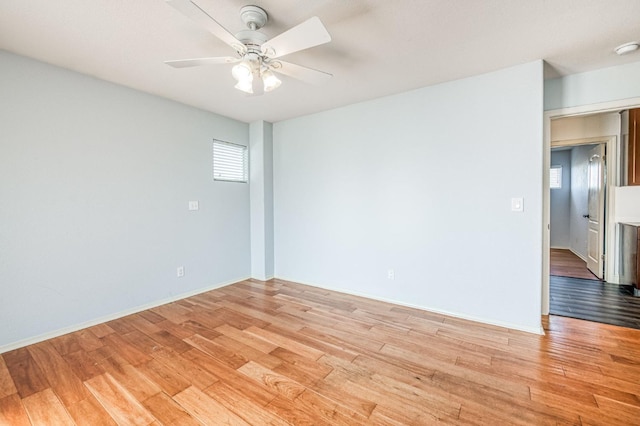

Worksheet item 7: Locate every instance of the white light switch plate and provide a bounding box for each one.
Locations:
[511,197,524,212]
[188,201,199,211]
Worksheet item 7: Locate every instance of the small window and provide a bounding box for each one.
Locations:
[213,140,248,182]
[550,165,562,189]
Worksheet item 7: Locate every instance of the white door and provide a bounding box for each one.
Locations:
[586,144,605,279]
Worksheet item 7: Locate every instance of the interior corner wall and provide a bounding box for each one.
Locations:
[249,120,274,280]
[0,51,251,351]
[273,61,545,333]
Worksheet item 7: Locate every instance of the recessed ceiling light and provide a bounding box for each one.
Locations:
[614,41,640,55]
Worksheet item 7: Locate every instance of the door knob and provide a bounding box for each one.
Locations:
[582,214,590,218]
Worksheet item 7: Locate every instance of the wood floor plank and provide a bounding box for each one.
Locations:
[261,394,337,426]
[173,386,250,425]
[244,325,325,361]
[141,391,199,425]
[2,348,50,399]
[99,333,151,366]
[73,329,104,353]
[21,388,75,426]
[96,354,161,402]
[27,342,90,406]
[118,330,166,357]
[181,348,278,407]
[84,373,156,425]
[86,323,115,339]
[137,310,166,324]
[202,381,290,426]
[214,324,279,354]
[0,394,31,426]
[292,388,369,426]
[66,394,118,426]
[270,347,332,387]
[184,334,250,370]
[237,360,306,400]
[136,359,191,396]
[149,348,219,391]
[48,333,82,357]
[0,356,18,399]
[126,314,163,336]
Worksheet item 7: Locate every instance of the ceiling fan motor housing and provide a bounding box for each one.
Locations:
[234,5,270,58]
[240,5,267,30]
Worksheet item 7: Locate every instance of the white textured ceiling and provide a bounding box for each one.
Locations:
[1,0,640,123]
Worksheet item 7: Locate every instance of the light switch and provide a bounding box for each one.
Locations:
[511,197,524,212]
[188,201,199,211]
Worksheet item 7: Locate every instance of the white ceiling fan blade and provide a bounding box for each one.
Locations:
[166,0,246,54]
[165,56,239,68]
[273,61,332,85]
[261,17,331,59]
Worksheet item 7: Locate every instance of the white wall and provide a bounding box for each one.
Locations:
[0,51,250,351]
[550,150,571,248]
[545,60,640,111]
[273,61,544,333]
[614,186,640,223]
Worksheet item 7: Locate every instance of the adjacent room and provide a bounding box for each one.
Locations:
[548,112,640,328]
[2,0,640,424]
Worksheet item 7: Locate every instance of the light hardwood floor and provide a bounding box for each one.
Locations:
[2,279,640,425]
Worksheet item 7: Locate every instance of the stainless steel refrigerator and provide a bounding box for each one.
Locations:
[619,223,640,296]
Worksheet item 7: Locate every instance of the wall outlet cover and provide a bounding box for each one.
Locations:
[511,197,524,212]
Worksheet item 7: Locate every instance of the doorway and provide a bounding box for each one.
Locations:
[550,142,606,281]
[542,103,640,328]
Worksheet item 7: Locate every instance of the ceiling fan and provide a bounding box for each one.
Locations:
[165,0,332,95]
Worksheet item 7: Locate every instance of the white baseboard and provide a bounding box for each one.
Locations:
[1,273,547,354]
[274,276,545,335]
[0,276,250,354]
[250,275,275,282]
[569,248,588,262]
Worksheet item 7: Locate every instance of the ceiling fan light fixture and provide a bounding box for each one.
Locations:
[234,78,254,94]
[262,69,281,92]
[165,2,332,96]
[232,60,253,81]
[614,41,640,55]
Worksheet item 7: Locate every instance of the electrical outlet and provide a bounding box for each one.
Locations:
[387,269,395,280]
[188,201,199,211]
[177,266,185,277]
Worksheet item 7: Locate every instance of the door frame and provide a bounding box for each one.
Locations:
[550,138,612,278]
[542,97,640,315]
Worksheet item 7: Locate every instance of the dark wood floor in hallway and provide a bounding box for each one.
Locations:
[2,279,640,425]
[550,275,640,329]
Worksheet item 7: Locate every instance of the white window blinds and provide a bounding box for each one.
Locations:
[213,140,248,182]
[550,166,562,189]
